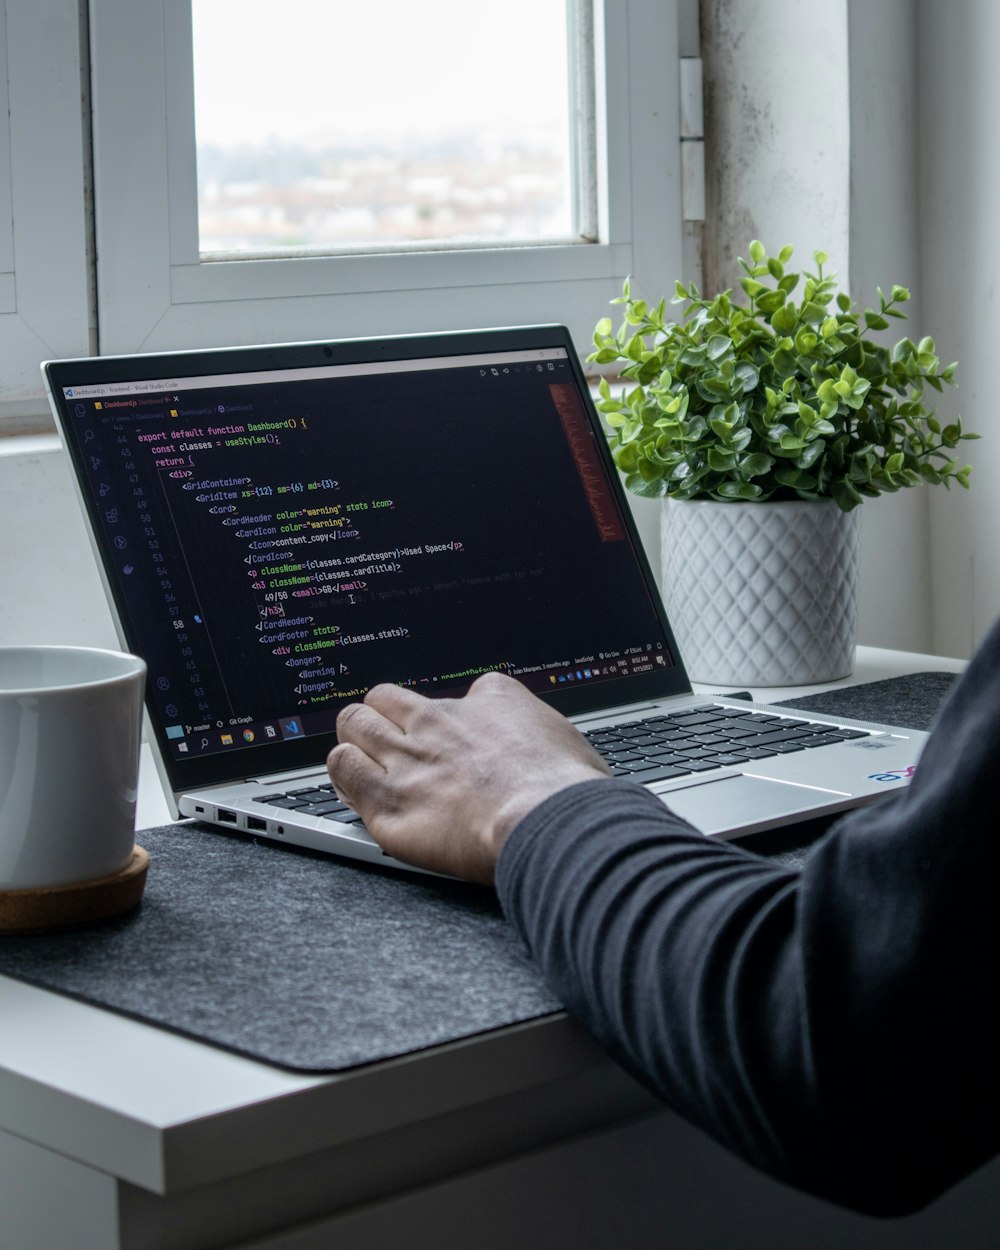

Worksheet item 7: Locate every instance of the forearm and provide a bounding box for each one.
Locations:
[495,776,1000,1215]
[496,780,811,1184]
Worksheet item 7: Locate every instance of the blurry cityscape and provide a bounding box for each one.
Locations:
[196,125,575,255]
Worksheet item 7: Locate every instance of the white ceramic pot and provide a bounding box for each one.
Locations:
[659,497,861,687]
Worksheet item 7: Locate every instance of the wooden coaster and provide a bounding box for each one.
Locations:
[0,846,149,935]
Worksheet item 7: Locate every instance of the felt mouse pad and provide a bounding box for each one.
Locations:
[0,673,958,1071]
[776,670,958,732]
[0,821,561,1072]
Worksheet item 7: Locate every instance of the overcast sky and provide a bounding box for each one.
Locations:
[192,0,570,145]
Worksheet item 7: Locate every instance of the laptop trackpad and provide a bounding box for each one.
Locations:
[655,773,842,837]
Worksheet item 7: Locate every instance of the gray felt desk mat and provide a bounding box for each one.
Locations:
[0,827,560,1072]
[0,672,957,1072]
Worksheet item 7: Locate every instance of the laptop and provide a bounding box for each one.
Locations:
[43,326,927,873]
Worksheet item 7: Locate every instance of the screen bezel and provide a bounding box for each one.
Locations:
[44,325,694,793]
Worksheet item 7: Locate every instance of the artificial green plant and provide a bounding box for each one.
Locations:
[590,241,976,511]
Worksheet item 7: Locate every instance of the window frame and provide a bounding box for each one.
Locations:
[0,0,92,427]
[89,0,683,358]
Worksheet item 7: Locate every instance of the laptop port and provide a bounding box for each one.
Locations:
[246,816,267,832]
[217,808,237,824]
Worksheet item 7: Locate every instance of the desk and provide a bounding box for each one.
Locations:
[7,646,1000,1250]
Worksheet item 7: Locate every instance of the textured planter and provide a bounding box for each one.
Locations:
[660,498,861,687]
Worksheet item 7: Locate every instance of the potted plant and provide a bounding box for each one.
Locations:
[589,241,977,685]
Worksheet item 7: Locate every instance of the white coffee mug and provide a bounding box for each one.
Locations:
[0,646,146,891]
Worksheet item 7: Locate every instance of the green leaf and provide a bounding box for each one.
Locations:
[706,334,732,361]
[598,246,973,510]
[831,478,863,511]
[716,481,764,500]
[624,474,669,498]
[707,447,738,472]
[739,452,774,478]
[796,440,825,470]
[740,278,769,301]
[756,290,787,316]
[709,416,734,441]
[778,431,807,452]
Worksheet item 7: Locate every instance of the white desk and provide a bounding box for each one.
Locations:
[9,646,1000,1250]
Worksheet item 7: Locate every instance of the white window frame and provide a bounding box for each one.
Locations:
[0,0,92,426]
[89,0,683,358]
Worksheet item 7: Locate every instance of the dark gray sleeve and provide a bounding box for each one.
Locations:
[495,623,1000,1216]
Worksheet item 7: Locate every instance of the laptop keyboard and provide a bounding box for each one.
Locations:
[251,706,871,826]
[256,784,364,824]
[582,707,870,782]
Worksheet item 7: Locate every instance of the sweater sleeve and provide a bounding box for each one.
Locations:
[495,622,1000,1216]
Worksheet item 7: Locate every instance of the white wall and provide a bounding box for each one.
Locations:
[699,0,951,654]
[0,438,119,649]
[918,0,999,656]
[847,0,935,653]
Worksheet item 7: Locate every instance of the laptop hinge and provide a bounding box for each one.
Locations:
[574,702,659,727]
[253,765,329,785]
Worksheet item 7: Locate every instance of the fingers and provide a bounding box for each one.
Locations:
[336,697,406,749]
[325,740,379,811]
[328,686,432,815]
[324,673,612,883]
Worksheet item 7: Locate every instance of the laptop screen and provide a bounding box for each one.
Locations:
[46,327,689,788]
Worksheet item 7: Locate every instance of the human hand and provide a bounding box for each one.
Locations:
[326,672,611,883]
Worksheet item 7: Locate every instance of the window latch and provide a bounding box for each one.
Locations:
[680,57,705,222]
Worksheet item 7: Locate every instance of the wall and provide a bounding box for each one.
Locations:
[0,438,119,649]
[2,0,983,660]
[700,0,850,295]
[699,0,942,653]
[918,0,999,656]
[847,0,935,653]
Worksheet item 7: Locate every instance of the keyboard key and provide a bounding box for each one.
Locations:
[321,809,364,824]
[303,799,353,816]
[643,750,694,766]
[750,729,817,746]
[628,762,693,781]
[663,712,728,727]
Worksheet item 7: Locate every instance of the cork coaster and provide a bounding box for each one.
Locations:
[0,846,149,935]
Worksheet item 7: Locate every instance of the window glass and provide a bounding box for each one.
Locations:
[192,0,583,257]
